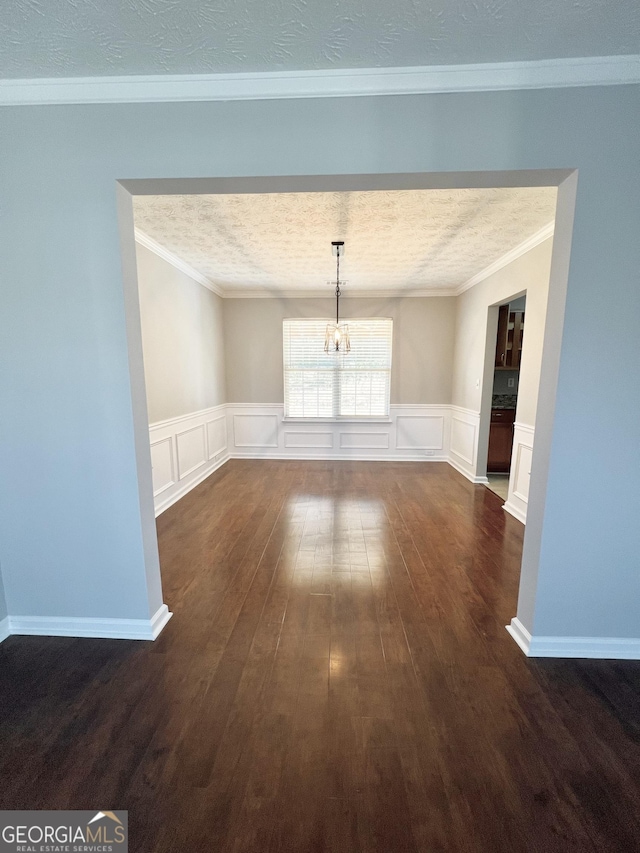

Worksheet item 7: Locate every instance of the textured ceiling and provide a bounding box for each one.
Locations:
[133,188,557,295]
[1,1,639,78]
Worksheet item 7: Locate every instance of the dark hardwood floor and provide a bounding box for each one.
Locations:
[1,460,640,852]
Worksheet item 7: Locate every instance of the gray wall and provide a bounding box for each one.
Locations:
[452,237,552,428]
[224,296,456,404]
[0,88,638,643]
[0,567,7,623]
[136,242,226,423]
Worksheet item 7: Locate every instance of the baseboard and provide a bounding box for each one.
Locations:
[506,617,533,655]
[506,617,640,659]
[155,453,230,516]
[7,603,173,641]
[447,456,489,484]
[230,452,449,463]
[0,616,9,644]
[503,500,526,524]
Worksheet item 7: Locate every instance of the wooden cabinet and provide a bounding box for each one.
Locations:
[487,408,515,473]
[495,305,525,369]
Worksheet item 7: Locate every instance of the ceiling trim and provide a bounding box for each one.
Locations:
[133,229,459,297]
[134,228,224,297]
[456,221,555,295]
[224,288,458,299]
[135,221,555,300]
[2,55,639,106]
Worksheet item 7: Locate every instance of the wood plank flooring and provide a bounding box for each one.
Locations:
[1,460,640,852]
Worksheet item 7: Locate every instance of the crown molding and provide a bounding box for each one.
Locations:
[136,223,553,301]
[1,55,639,106]
[456,221,555,295]
[134,228,224,297]
[225,287,457,299]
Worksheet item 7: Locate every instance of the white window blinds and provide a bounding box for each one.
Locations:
[283,318,393,419]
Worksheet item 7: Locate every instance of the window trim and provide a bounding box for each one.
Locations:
[283,317,393,421]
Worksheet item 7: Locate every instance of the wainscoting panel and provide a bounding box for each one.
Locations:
[176,424,207,479]
[339,432,390,450]
[448,407,487,483]
[148,404,515,514]
[284,431,333,449]
[149,436,174,497]
[233,413,279,448]
[450,417,475,466]
[226,404,450,461]
[504,422,535,524]
[396,414,444,451]
[513,444,533,502]
[149,405,229,516]
[207,415,227,459]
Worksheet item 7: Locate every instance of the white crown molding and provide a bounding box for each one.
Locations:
[134,228,224,297]
[0,616,9,644]
[507,618,640,659]
[133,236,459,298]
[5,604,172,641]
[224,287,457,299]
[456,221,555,295]
[1,55,639,106]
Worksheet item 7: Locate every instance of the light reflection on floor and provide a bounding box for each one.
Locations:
[284,494,388,584]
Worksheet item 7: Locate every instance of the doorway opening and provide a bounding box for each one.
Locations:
[486,295,526,501]
[116,168,576,650]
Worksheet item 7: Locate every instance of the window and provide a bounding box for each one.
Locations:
[283,318,393,419]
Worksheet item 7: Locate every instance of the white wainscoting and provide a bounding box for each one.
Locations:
[147,404,532,520]
[149,405,229,516]
[503,422,535,524]
[225,404,451,462]
[448,407,488,483]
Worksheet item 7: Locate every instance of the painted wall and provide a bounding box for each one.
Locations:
[136,242,226,423]
[0,88,638,645]
[0,567,7,623]
[223,295,456,404]
[452,237,553,428]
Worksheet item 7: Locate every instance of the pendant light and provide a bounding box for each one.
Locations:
[324,241,350,354]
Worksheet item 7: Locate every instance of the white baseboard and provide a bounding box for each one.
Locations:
[506,617,640,659]
[6,603,172,641]
[506,617,533,655]
[447,455,489,484]
[0,616,9,644]
[503,500,526,524]
[230,451,448,463]
[155,453,230,516]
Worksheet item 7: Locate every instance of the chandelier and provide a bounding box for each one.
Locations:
[324,241,350,354]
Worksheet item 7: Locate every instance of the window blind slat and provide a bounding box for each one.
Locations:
[283,318,392,418]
